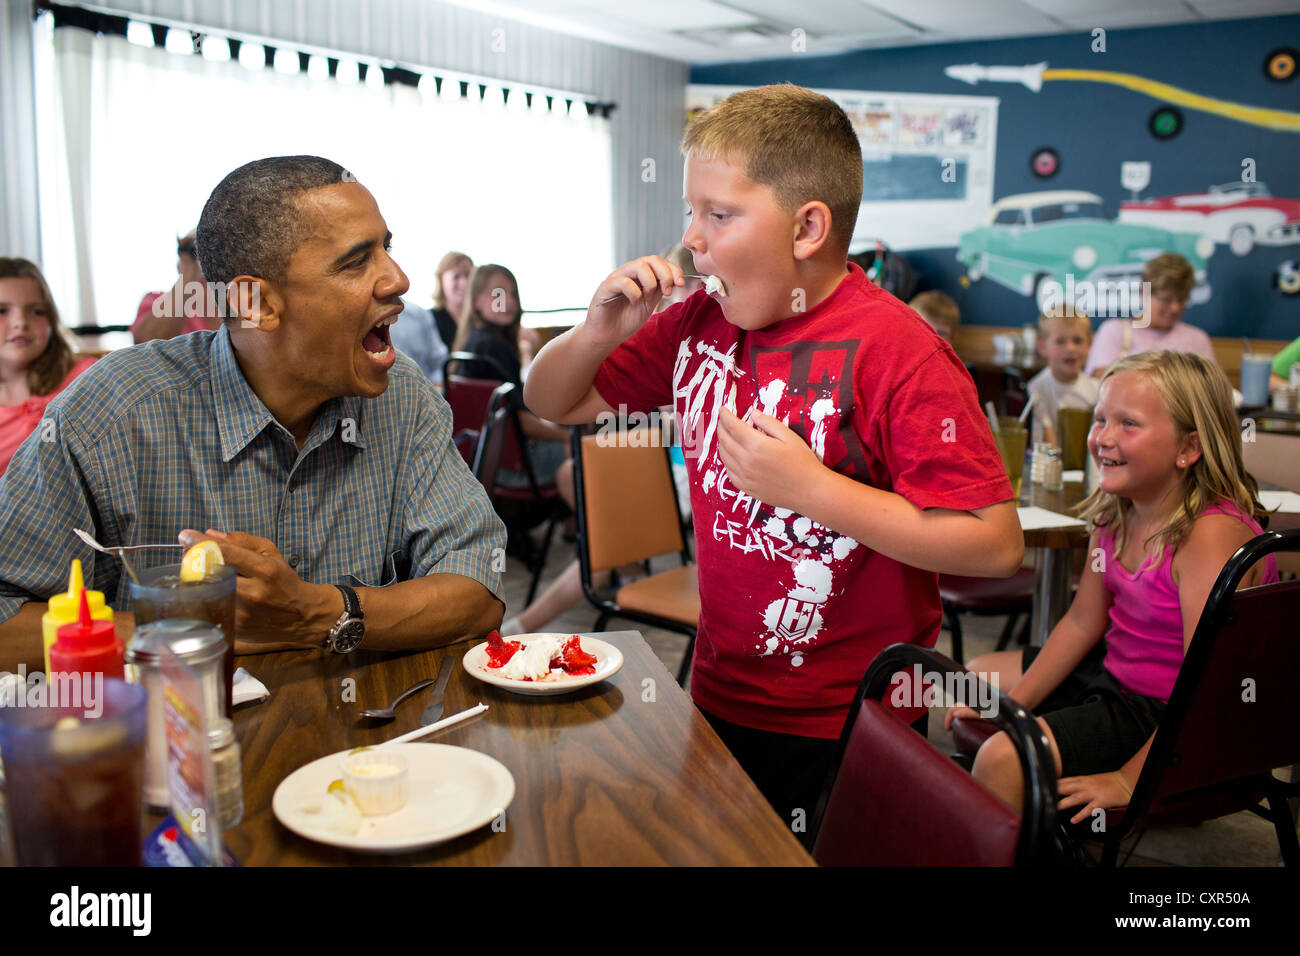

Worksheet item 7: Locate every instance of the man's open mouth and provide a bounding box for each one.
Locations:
[363,314,397,358]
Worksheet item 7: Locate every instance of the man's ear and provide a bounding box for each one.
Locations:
[792,201,833,261]
[227,275,281,332]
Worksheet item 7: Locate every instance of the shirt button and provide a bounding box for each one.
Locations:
[288,554,301,568]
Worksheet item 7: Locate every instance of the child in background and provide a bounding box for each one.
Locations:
[452,264,568,487]
[524,84,1023,833]
[908,290,960,344]
[1085,253,1214,378]
[950,350,1277,820]
[1028,311,1099,446]
[0,258,96,474]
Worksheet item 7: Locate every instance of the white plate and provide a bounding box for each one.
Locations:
[272,743,514,854]
[463,633,624,696]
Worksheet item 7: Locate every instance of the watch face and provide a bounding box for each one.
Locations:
[332,620,365,653]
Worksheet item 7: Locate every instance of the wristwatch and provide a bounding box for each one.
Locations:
[325,585,365,654]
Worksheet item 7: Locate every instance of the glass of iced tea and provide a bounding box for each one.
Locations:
[0,679,147,866]
[131,564,236,717]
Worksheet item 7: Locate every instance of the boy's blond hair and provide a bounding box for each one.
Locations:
[1036,311,1091,339]
[682,84,862,252]
[1142,253,1196,300]
[909,291,960,331]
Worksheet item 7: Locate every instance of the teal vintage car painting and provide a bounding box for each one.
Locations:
[957,191,1215,313]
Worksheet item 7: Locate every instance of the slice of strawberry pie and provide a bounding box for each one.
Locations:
[555,635,597,676]
[485,630,522,668]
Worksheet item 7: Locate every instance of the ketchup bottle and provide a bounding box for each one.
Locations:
[49,590,124,681]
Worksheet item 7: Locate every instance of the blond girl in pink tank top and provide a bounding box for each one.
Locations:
[949,351,1277,823]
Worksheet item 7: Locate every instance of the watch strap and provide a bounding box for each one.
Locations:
[335,584,362,620]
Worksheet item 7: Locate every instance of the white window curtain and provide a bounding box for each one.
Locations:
[34,14,614,329]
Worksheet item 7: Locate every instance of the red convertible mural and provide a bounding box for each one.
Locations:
[1119,183,1300,256]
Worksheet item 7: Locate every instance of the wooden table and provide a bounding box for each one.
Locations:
[1019,480,1090,646]
[211,631,813,866]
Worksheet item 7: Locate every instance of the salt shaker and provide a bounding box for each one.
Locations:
[208,718,243,830]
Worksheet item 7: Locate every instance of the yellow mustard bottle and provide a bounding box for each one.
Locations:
[42,559,113,677]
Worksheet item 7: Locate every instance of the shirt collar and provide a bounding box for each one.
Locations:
[209,326,368,462]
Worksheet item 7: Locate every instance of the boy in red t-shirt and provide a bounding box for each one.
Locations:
[525,84,1024,835]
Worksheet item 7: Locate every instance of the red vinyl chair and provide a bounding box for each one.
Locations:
[939,568,1034,663]
[443,354,563,605]
[811,643,1059,866]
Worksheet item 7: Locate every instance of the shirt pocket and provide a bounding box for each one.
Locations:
[341,549,410,588]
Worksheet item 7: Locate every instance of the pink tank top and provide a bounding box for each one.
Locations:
[1100,499,1278,701]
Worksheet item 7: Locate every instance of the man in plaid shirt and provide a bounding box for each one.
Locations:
[0,156,504,662]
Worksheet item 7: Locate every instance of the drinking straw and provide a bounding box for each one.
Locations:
[1018,393,1038,424]
[985,401,1001,433]
[380,702,489,747]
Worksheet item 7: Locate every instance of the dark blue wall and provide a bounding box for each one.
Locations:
[692,15,1300,339]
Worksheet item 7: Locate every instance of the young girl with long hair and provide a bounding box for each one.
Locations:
[0,258,96,474]
[950,350,1278,820]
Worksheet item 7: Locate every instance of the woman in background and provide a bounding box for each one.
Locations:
[432,251,473,350]
[0,258,96,474]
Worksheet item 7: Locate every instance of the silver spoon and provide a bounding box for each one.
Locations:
[358,677,439,721]
[73,528,184,586]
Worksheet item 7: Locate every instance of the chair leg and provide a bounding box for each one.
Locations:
[524,510,560,606]
[676,631,697,686]
[1267,782,1300,866]
[944,608,964,664]
[995,613,1022,651]
[594,611,612,632]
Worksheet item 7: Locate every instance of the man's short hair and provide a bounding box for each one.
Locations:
[196,155,348,287]
[682,84,863,252]
[1142,252,1196,300]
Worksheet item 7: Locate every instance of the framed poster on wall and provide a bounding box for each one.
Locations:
[687,85,1000,253]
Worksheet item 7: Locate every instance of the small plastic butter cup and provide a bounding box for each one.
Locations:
[341,750,409,816]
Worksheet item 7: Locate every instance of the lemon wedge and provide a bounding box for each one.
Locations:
[180,540,224,582]
[328,778,346,794]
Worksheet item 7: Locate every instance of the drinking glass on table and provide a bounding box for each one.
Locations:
[1057,407,1092,472]
[993,417,1028,498]
[0,679,147,865]
[130,564,236,717]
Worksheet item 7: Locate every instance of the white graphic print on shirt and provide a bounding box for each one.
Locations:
[674,333,866,665]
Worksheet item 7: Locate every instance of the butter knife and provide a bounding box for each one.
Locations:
[419,656,456,726]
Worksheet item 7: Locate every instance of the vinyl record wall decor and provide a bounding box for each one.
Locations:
[1265,47,1297,83]
[1030,146,1060,178]
[1148,106,1183,139]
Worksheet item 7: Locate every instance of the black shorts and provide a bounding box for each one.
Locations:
[1022,645,1166,777]
[699,708,841,848]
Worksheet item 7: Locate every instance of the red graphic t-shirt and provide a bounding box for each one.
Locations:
[594,265,1013,737]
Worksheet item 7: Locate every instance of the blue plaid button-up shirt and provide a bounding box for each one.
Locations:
[0,327,504,618]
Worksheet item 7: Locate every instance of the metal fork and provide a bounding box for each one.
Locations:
[73,528,184,585]
[597,274,714,307]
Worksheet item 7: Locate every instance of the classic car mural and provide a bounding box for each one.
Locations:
[1119,183,1300,256]
[957,190,1215,313]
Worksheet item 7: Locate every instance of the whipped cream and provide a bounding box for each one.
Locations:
[499,636,561,681]
[704,275,727,297]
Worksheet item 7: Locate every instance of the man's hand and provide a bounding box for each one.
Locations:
[1057,771,1133,825]
[716,407,829,513]
[179,529,337,652]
